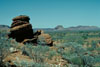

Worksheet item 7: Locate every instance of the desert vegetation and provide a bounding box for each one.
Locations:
[0,29,100,67]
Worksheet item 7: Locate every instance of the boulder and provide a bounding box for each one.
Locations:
[36,30,53,46]
[8,15,34,42]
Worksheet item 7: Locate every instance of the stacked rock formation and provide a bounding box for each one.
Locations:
[8,15,53,46]
[8,15,34,42]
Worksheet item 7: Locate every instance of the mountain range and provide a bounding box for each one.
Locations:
[34,25,100,32]
[0,25,100,32]
[0,25,10,30]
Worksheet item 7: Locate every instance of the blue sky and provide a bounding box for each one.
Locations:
[0,0,100,28]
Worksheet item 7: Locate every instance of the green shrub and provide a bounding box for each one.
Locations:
[22,45,49,63]
[64,35,84,44]
[48,50,57,59]
[91,40,97,49]
[0,30,12,66]
[81,55,95,66]
[13,60,51,67]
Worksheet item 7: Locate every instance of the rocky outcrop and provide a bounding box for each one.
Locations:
[3,50,33,66]
[8,15,34,42]
[55,25,64,30]
[8,15,53,46]
[36,30,53,46]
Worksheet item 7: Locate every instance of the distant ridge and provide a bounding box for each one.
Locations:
[0,25,9,30]
[34,25,100,32]
[55,25,64,30]
[66,25,100,31]
[0,24,100,31]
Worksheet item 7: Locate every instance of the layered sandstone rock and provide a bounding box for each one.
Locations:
[12,15,30,22]
[8,15,53,46]
[8,15,34,42]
